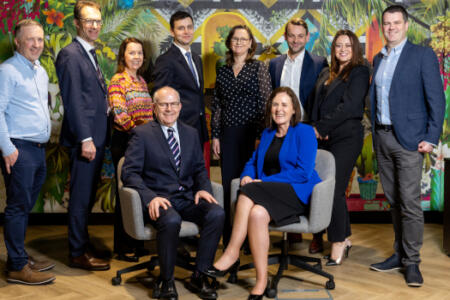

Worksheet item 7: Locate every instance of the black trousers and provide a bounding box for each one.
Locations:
[110,129,143,254]
[219,125,258,246]
[319,120,363,243]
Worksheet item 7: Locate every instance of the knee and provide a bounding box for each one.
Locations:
[159,211,182,233]
[249,205,270,224]
[207,205,225,223]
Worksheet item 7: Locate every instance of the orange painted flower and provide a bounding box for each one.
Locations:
[43,9,64,28]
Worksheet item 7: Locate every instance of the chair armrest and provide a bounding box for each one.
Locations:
[308,177,335,233]
[230,178,241,217]
[211,181,224,208]
[119,186,147,240]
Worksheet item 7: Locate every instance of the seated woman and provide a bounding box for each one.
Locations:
[204,87,321,299]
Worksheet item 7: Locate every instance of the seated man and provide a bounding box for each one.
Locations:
[121,86,224,300]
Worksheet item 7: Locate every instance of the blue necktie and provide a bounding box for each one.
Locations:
[167,128,181,173]
[185,52,199,87]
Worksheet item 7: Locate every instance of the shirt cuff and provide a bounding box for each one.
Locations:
[81,137,93,143]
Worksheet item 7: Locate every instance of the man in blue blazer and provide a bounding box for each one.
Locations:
[122,86,224,300]
[269,18,328,122]
[268,17,327,252]
[55,0,110,270]
[369,5,445,287]
[152,11,208,146]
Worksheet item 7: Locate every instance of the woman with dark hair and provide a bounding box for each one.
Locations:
[108,37,153,261]
[211,25,272,245]
[205,87,321,299]
[307,29,370,265]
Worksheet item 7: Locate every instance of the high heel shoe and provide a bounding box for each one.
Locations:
[326,244,352,266]
[202,259,240,278]
[248,294,263,300]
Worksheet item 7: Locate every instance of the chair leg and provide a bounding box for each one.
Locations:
[112,256,159,286]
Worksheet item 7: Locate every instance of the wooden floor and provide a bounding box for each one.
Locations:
[0,224,449,300]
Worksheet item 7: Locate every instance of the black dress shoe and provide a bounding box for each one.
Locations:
[202,259,240,278]
[160,280,178,300]
[370,253,403,272]
[404,264,423,287]
[185,272,217,300]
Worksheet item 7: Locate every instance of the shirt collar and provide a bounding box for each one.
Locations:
[287,49,305,63]
[381,38,407,56]
[173,42,191,56]
[160,121,179,133]
[76,36,95,53]
[14,51,40,70]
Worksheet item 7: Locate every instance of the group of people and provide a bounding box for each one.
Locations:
[0,1,445,300]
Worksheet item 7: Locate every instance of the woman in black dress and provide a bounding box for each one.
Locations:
[307,29,370,265]
[205,87,321,299]
[211,24,272,245]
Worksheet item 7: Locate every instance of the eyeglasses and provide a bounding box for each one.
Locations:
[79,18,103,27]
[156,102,181,109]
[231,37,250,44]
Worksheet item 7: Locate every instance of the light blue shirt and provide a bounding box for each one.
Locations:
[0,52,51,156]
[160,122,181,153]
[375,38,407,125]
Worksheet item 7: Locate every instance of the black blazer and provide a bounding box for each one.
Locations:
[151,45,208,144]
[121,120,211,208]
[56,39,108,148]
[307,65,370,137]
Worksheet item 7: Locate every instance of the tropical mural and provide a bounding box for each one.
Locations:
[0,0,448,213]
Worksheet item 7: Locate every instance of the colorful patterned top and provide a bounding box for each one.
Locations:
[108,70,153,131]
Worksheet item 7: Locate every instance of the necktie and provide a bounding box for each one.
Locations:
[185,52,199,87]
[167,128,181,173]
[89,48,107,91]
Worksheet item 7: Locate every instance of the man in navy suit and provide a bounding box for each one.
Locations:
[152,11,208,146]
[369,5,445,287]
[268,18,327,252]
[55,0,110,270]
[122,86,224,300]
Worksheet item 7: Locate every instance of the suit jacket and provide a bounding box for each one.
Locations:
[308,65,370,137]
[370,41,445,151]
[269,51,328,108]
[240,123,321,205]
[56,39,108,148]
[152,45,208,144]
[121,120,211,209]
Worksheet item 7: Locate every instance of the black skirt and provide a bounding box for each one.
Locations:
[240,181,308,227]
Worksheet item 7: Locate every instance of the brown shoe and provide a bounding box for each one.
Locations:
[28,256,55,272]
[309,234,324,254]
[7,263,55,285]
[69,253,110,271]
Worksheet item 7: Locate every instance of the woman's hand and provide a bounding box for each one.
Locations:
[240,176,254,186]
[212,138,220,158]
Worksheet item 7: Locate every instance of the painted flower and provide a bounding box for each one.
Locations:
[43,9,64,28]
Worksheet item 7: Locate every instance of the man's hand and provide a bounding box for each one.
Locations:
[313,127,329,140]
[418,141,433,153]
[194,190,218,205]
[148,196,172,221]
[3,149,18,174]
[212,138,220,158]
[81,140,96,161]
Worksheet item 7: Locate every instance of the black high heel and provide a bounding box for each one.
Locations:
[248,294,263,300]
[202,259,240,278]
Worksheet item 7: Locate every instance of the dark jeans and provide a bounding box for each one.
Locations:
[1,139,46,271]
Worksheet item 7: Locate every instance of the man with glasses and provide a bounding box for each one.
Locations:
[55,0,110,271]
[122,86,224,300]
[152,11,209,149]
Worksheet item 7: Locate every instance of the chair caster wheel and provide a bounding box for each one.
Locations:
[265,288,277,298]
[111,276,122,286]
[227,272,237,284]
[325,280,335,290]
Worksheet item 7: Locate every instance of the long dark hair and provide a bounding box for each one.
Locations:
[116,37,146,76]
[225,25,257,66]
[327,29,364,84]
[265,87,302,129]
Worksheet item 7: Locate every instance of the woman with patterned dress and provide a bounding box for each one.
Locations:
[108,37,153,261]
[211,25,272,245]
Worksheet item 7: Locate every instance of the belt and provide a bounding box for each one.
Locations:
[375,123,393,131]
[10,138,48,148]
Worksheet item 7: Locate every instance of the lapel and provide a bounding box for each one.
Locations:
[153,121,178,173]
[323,77,342,104]
[389,41,411,99]
[299,51,313,104]
[177,122,189,176]
[193,54,203,90]
[172,45,200,90]
[275,54,287,88]
[73,39,106,93]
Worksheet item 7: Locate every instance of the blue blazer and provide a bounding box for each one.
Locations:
[121,120,211,209]
[269,51,328,108]
[240,123,321,205]
[370,41,445,151]
[56,39,108,148]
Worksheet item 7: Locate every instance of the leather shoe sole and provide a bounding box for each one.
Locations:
[69,261,110,271]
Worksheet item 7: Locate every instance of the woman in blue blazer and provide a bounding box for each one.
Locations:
[204,87,321,299]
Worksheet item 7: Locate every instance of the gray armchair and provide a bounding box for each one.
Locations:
[111,157,224,286]
[229,149,336,294]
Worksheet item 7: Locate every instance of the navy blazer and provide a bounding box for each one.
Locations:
[121,120,211,209]
[269,51,328,108]
[370,41,445,151]
[152,45,209,144]
[56,39,108,148]
[240,123,321,205]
